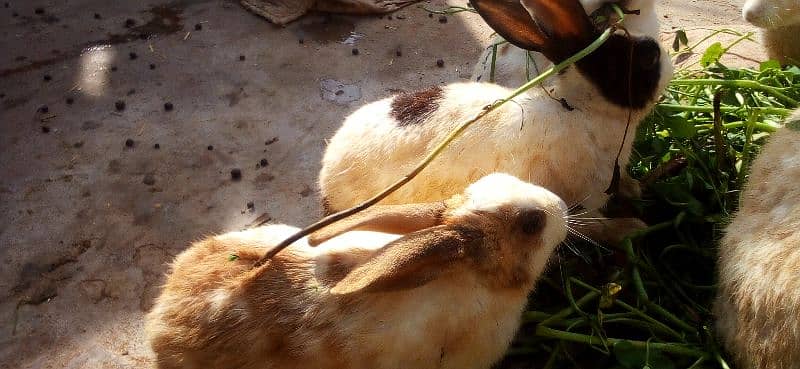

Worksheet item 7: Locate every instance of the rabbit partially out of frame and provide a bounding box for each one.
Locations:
[318,0,673,244]
[714,109,800,369]
[742,0,800,64]
[146,173,569,369]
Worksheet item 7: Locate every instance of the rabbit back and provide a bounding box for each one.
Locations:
[715,112,800,369]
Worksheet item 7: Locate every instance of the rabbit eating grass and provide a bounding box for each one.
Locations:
[146,173,569,369]
[318,0,673,244]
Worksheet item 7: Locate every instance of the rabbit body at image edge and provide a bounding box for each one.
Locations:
[715,110,800,369]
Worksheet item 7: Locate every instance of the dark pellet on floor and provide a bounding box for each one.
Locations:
[111,66,117,72]
[129,52,137,60]
[34,7,44,14]
[115,100,126,111]
[164,102,173,111]
[246,201,254,209]
[125,18,136,28]
[436,59,444,67]
[0,93,5,99]
[138,33,148,40]
[438,15,448,23]
[12,12,18,17]
[125,138,134,147]
[41,126,50,133]
[142,174,156,186]
[154,143,160,149]
[4,3,9,8]
[396,49,402,57]
[387,15,393,20]
[239,55,245,61]
[265,137,279,145]
[74,141,84,148]
[38,105,49,113]
[299,38,304,44]
[352,48,359,55]
[194,23,202,30]
[207,145,213,151]
[127,89,136,96]
[259,159,268,167]
[66,97,74,104]
[428,13,433,18]
[149,63,156,69]
[43,74,52,81]
[94,13,101,19]
[230,168,242,181]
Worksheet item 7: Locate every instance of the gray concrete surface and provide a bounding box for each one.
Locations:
[0,0,759,368]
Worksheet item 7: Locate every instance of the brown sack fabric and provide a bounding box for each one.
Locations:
[241,0,422,25]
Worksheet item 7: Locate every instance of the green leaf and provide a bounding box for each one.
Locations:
[228,254,239,261]
[759,60,782,71]
[786,65,800,75]
[672,30,688,52]
[700,42,724,67]
[661,114,697,138]
[599,282,622,308]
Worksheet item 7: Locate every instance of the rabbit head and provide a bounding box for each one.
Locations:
[310,173,568,293]
[470,0,670,109]
[743,0,800,28]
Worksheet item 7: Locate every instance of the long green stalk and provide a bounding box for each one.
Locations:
[670,79,799,106]
[535,326,706,357]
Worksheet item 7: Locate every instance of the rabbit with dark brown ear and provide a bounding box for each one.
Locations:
[714,109,800,369]
[146,173,568,369]
[318,0,672,244]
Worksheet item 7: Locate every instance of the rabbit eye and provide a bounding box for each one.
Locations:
[519,210,546,235]
[637,40,661,70]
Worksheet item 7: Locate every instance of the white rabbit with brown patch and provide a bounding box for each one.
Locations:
[146,173,568,369]
[742,0,800,64]
[714,109,800,369]
[318,0,673,243]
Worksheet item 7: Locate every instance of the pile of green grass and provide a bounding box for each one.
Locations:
[497,30,799,369]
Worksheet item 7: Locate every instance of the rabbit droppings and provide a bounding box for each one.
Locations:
[715,110,800,369]
[743,0,800,64]
[146,173,568,369]
[318,0,673,242]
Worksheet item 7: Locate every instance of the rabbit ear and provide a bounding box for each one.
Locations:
[469,0,550,52]
[330,225,485,294]
[308,202,447,246]
[470,0,596,62]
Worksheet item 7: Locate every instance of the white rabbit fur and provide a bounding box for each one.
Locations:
[319,0,673,242]
[146,173,568,369]
[742,0,800,64]
[714,109,800,369]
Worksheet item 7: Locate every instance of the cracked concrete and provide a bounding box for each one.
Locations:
[0,0,763,368]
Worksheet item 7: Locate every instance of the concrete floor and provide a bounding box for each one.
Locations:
[0,0,759,368]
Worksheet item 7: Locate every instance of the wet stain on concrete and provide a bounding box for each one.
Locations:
[291,15,356,44]
[0,2,187,78]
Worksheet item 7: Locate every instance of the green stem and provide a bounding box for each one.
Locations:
[253,17,621,265]
[658,103,792,115]
[535,326,706,357]
[695,121,777,133]
[570,278,685,341]
[670,79,799,106]
[537,290,600,326]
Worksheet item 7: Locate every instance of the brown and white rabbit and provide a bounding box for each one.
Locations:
[145,173,568,369]
[714,109,800,369]
[318,0,673,243]
[742,0,800,64]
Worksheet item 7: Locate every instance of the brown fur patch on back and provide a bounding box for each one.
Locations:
[390,86,444,126]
